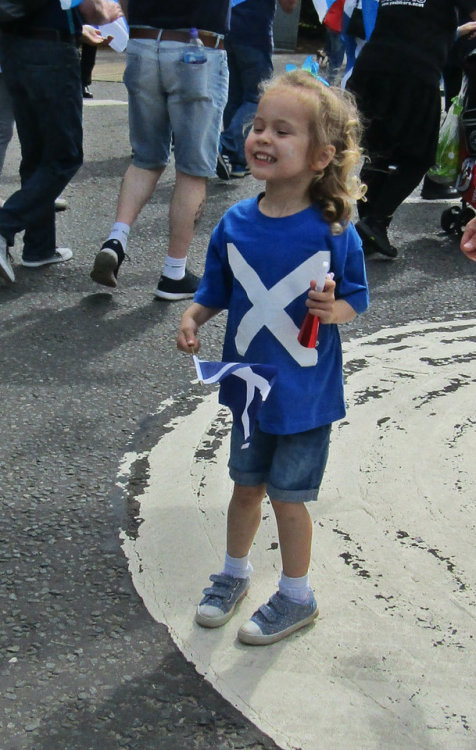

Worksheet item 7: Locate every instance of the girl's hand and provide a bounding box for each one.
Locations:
[177,316,200,353]
[305,276,336,324]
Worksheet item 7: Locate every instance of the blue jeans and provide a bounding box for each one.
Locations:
[220,41,273,170]
[0,34,83,260]
[124,39,228,177]
[324,29,345,85]
[0,72,14,176]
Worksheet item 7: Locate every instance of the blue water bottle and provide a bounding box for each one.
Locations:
[183,28,207,64]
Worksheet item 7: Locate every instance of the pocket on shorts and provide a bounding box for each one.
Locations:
[178,60,209,101]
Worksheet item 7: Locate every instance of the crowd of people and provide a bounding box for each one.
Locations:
[1,0,475,647]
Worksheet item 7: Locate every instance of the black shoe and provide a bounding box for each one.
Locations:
[421,176,459,200]
[356,218,398,259]
[90,239,126,288]
[216,152,232,180]
[154,269,201,301]
[83,86,93,99]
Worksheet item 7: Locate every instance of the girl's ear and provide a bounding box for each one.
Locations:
[310,145,336,172]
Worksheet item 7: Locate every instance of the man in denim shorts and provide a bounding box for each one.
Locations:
[90,1,231,300]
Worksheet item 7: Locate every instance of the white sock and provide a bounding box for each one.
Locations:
[162,255,186,280]
[107,222,130,250]
[278,572,312,603]
[222,552,253,579]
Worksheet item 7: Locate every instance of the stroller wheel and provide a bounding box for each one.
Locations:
[441,205,462,233]
[458,206,476,232]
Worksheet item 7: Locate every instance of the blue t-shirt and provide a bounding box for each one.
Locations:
[195,196,369,435]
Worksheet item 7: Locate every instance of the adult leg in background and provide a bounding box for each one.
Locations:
[219,41,272,173]
[0,35,82,260]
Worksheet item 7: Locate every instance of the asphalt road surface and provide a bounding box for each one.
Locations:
[1,51,475,750]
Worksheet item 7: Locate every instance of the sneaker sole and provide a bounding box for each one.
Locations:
[237,608,319,646]
[154,289,196,301]
[230,171,251,179]
[0,259,15,282]
[22,249,73,267]
[195,587,249,629]
[90,250,118,288]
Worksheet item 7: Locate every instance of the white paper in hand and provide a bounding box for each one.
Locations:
[99,17,129,53]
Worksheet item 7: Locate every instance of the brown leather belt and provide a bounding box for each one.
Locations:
[1,26,80,45]
[129,27,224,49]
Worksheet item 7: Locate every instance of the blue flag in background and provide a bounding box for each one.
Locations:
[342,0,377,40]
[313,0,377,35]
[193,357,277,448]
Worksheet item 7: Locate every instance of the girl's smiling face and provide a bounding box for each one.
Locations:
[245,90,324,188]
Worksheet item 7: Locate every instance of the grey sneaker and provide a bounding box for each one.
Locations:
[0,234,15,282]
[21,247,73,267]
[196,573,250,628]
[238,591,318,645]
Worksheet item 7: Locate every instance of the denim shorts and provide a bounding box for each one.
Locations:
[228,422,332,503]
[123,39,229,176]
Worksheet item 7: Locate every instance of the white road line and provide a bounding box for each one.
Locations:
[83,99,127,106]
[121,317,476,750]
[404,196,461,204]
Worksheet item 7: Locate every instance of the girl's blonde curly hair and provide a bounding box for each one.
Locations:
[260,69,366,234]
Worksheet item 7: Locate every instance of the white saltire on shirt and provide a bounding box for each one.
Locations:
[227,243,331,368]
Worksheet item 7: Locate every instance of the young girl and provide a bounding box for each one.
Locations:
[177,69,369,645]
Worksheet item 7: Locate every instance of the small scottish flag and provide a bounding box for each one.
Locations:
[193,357,277,449]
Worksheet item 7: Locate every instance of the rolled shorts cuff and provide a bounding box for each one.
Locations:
[130,156,169,171]
[266,484,319,503]
[228,466,320,503]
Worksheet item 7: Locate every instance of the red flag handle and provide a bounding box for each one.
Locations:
[298,266,333,348]
[298,279,319,348]
[298,310,319,348]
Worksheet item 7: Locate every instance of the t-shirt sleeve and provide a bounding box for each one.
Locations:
[332,223,369,315]
[194,220,234,310]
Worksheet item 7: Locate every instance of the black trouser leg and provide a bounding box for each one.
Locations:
[360,159,430,224]
[80,44,97,88]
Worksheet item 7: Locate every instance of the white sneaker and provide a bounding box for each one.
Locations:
[21,247,73,268]
[0,234,15,282]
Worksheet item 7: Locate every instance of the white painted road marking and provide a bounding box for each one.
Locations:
[120,317,476,750]
[83,99,127,106]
